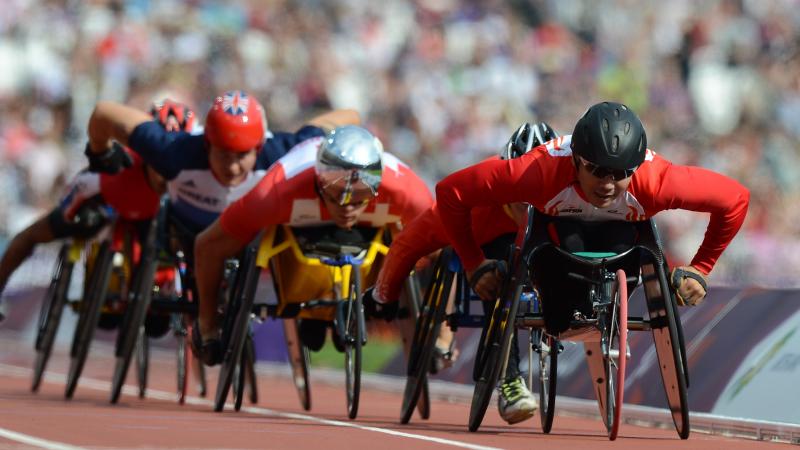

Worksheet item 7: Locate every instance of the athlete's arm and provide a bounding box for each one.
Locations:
[435,156,542,272]
[305,109,361,131]
[194,221,247,338]
[375,209,447,303]
[87,101,151,153]
[639,159,750,274]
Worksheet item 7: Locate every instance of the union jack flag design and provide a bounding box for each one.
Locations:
[221,91,249,115]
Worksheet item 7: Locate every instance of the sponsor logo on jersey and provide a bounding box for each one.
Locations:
[177,187,220,206]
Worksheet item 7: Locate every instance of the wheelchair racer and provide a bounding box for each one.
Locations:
[193,125,433,365]
[0,99,195,326]
[365,122,556,425]
[84,90,359,235]
[435,101,750,335]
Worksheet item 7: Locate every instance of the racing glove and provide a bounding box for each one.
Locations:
[85,141,133,174]
[670,266,709,306]
[363,287,398,322]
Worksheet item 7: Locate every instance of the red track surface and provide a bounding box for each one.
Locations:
[0,333,790,450]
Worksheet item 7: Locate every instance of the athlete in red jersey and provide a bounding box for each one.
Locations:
[0,100,194,318]
[367,122,557,425]
[436,102,749,317]
[192,125,433,365]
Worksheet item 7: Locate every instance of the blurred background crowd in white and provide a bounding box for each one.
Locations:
[0,0,798,287]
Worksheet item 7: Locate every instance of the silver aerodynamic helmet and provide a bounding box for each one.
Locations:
[315,125,384,206]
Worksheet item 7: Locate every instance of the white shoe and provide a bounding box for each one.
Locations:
[497,376,538,424]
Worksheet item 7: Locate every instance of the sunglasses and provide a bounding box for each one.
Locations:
[576,156,636,181]
[319,186,375,207]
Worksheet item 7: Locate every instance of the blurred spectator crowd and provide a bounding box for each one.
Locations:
[0,0,798,287]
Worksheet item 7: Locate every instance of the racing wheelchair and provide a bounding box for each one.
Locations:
[213,224,423,419]
[404,207,690,439]
[108,199,215,405]
[30,210,167,399]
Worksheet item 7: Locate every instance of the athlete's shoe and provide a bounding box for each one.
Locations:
[497,376,538,424]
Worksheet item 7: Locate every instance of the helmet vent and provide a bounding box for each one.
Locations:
[613,108,620,118]
[602,118,609,132]
[611,135,619,154]
[624,122,631,134]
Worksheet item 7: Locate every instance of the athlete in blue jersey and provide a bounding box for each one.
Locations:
[85,90,360,232]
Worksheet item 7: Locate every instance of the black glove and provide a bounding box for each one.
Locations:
[363,287,398,322]
[85,141,133,174]
[70,204,112,238]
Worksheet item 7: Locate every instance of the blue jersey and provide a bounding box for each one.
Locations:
[128,121,324,231]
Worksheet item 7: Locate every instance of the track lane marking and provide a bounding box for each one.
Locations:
[0,427,88,450]
[0,364,503,450]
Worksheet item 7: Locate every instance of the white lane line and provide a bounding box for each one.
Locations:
[0,427,88,450]
[0,364,503,450]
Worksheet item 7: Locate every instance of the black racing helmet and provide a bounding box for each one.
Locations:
[570,102,647,170]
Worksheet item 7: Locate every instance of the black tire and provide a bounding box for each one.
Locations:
[135,326,149,399]
[468,278,523,432]
[233,340,246,412]
[245,334,258,404]
[110,221,159,404]
[32,244,74,392]
[284,318,311,410]
[194,351,207,397]
[642,265,691,439]
[344,270,363,420]
[214,246,259,412]
[176,319,188,404]
[651,264,690,439]
[65,241,114,399]
[538,333,558,434]
[400,249,453,424]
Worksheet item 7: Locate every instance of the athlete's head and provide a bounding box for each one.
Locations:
[150,99,196,133]
[570,102,647,208]
[315,125,383,229]
[204,90,266,186]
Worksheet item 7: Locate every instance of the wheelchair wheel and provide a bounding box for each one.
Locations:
[468,278,523,432]
[214,246,259,412]
[32,244,75,392]
[400,250,453,424]
[284,318,311,410]
[538,332,558,434]
[193,350,207,397]
[603,269,628,441]
[233,334,256,411]
[245,333,258,404]
[135,326,149,399]
[110,223,159,404]
[65,241,114,399]
[649,263,690,439]
[176,320,188,404]
[343,270,363,420]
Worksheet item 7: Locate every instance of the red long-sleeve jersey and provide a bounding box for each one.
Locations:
[374,203,520,303]
[220,137,433,244]
[435,135,750,275]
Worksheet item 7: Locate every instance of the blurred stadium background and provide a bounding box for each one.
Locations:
[0,0,798,291]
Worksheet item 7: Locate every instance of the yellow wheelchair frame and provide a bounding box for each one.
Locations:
[255,224,390,320]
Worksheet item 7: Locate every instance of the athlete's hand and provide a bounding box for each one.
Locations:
[85,141,133,174]
[670,265,708,306]
[363,287,398,321]
[467,259,507,301]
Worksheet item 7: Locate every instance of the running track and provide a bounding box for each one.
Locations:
[0,332,792,450]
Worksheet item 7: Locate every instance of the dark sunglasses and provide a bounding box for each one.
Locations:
[576,156,636,181]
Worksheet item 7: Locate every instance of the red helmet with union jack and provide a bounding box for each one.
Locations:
[204,90,266,152]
